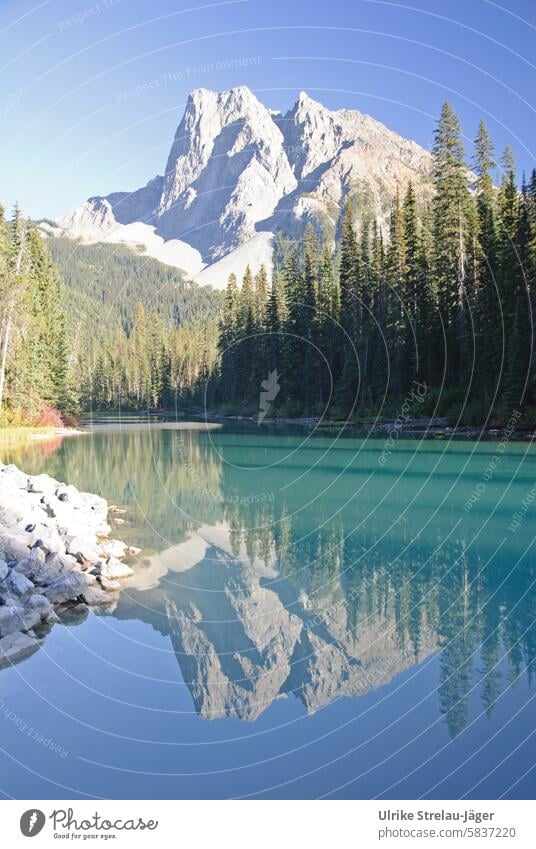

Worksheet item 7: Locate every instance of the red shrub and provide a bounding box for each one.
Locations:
[33,404,64,428]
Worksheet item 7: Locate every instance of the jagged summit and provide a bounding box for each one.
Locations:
[49,86,433,288]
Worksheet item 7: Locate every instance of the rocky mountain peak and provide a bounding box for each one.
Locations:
[50,85,434,288]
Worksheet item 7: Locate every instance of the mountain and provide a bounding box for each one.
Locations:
[45,86,434,289]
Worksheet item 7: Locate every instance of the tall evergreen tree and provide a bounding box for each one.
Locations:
[473,121,500,404]
[432,102,472,385]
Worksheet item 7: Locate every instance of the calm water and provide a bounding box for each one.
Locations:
[1,421,535,799]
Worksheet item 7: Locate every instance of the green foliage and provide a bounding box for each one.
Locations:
[3,103,535,426]
[213,106,536,425]
[0,208,76,422]
[47,237,221,335]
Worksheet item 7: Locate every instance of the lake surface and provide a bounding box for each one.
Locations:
[1,420,535,799]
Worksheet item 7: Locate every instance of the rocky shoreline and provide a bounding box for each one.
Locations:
[0,463,140,668]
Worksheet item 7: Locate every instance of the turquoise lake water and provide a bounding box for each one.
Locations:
[1,421,535,799]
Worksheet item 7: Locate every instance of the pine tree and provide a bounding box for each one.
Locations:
[386,186,407,395]
[473,121,500,404]
[336,201,361,415]
[432,102,472,385]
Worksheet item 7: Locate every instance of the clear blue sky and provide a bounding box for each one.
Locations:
[1,0,534,219]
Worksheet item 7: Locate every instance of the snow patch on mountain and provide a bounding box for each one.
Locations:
[193,232,274,288]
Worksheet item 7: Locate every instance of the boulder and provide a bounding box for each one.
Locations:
[42,571,87,604]
[1,465,29,489]
[65,535,101,566]
[55,484,86,509]
[96,522,112,538]
[4,570,34,602]
[29,528,65,557]
[14,557,44,582]
[0,631,40,666]
[0,597,53,634]
[29,546,46,567]
[0,533,31,562]
[100,557,133,580]
[99,539,128,560]
[25,593,57,623]
[98,575,121,591]
[27,473,59,495]
[0,558,8,581]
[82,586,117,606]
[80,492,108,521]
[33,553,75,587]
[0,604,26,637]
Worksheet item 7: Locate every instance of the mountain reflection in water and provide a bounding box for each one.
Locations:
[6,424,536,741]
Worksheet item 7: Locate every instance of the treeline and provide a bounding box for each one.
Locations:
[86,302,218,409]
[49,238,222,410]
[0,220,222,422]
[48,238,221,336]
[0,205,75,425]
[215,103,536,426]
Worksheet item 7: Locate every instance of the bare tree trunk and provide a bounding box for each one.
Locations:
[0,299,14,409]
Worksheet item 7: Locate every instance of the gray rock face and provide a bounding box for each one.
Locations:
[52,86,435,284]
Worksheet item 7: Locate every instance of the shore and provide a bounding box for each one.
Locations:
[208,412,536,441]
[0,462,140,668]
[0,426,85,451]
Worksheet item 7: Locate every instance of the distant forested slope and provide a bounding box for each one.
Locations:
[47,238,221,334]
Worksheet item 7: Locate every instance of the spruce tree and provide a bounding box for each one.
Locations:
[473,121,499,404]
[432,102,472,385]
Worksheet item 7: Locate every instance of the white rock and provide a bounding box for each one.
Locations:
[1,465,29,488]
[99,539,128,560]
[27,473,59,495]
[99,575,121,591]
[0,558,8,581]
[55,483,86,509]
[66,535,101,566]
[82,585,117,605]
[100,557,133,580]
[0,533,31,562]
